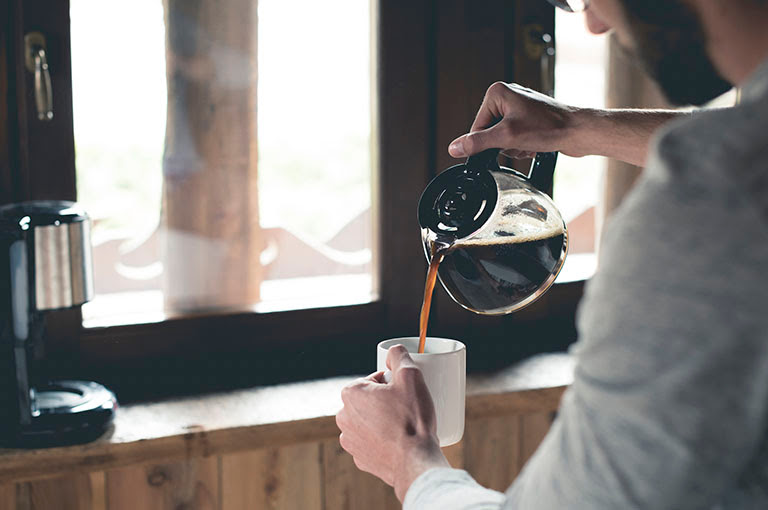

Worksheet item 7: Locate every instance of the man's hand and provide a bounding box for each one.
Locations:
[448,82,580,160]
[336,345,450,502]
[448,81,683,167]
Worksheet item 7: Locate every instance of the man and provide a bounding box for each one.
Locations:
[336,0,768,508]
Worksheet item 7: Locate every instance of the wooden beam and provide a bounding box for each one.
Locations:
[161,0,263,312]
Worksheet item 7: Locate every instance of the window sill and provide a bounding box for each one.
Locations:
[0,352,573,484]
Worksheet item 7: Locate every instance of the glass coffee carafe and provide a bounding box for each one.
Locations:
[418,149,568,315]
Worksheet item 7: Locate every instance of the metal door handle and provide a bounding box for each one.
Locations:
[24,32,54,121]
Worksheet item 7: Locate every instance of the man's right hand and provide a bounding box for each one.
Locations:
[448,81,683,167]
[448,82,583,160]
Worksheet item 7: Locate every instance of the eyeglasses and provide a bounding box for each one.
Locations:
[545,0,590,13]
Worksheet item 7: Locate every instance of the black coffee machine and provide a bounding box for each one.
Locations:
[0,201,117,447]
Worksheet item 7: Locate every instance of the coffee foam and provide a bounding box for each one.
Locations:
[455,190,565,246]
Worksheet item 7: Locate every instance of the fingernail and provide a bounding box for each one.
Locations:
[449,138,466,157]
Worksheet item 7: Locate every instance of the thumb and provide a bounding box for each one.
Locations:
[448,123,511,158]
[386,344,416,374]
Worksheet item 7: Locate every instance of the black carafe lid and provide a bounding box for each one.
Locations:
[418,149,500,242]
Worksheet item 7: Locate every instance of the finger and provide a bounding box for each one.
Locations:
[501,149,537,160]
[385,344,416,373]
[365,370,387,384]
[449,122,513,158]
[500,148,525,159]
[470,81,509,132]
[339,432,362,457]
[336,407,349,430]
[340,379,367,406]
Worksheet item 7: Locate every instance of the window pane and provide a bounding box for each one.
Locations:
[553,11,606,255]
[71,0,376,326]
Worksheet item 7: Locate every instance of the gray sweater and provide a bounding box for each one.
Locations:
[404,59,768,510]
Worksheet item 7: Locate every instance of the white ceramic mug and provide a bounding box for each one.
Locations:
[377,337,466,447]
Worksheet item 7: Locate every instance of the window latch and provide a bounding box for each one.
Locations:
[24,32,54,122]
[522,24,556,97]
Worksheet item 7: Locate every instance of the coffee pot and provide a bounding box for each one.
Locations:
[418,150,568,315]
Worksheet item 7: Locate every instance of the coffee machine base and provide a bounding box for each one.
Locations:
[7,380,117,448]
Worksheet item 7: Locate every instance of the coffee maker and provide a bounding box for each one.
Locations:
[0,201,116,447]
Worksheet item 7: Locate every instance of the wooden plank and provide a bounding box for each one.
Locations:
[321,438,400,510]
[16,473,96,510]
[105,457,218,510]
[377,0,436,335]
[0,484,15,510]
[519,412,554,470]
[161,0,262,312]
[463,415,521,493]
[467,387,566,419]
[89,472,107,510]
[221,443,322,510]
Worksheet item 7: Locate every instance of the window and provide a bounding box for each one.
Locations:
[70,0,376,327]
[552,10,606,256]
[2,0,582,394]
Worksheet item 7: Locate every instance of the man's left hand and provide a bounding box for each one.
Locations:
[336,345,450,501]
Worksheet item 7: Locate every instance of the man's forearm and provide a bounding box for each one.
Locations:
[567,108,687,167]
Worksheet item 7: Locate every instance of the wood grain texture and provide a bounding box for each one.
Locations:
[463,415,522,492]
[377,0,436,335]
[89,472,107,510]
[105,457,218,510]
[519,412,554,471]
[321,439,400,510]
[0,484,15,510]
[17,473,96,510]
[221,444,322,510]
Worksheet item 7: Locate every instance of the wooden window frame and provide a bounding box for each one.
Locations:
[1,0,583,401]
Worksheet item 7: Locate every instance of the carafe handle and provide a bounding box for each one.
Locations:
[528,151,558,197]
[466,149,558,197]
[465,148,502,174]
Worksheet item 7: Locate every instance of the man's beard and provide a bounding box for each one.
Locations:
[619,0,733,106]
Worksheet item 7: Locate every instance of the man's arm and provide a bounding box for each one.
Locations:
[404,121,768,509]
[447,82,684,167]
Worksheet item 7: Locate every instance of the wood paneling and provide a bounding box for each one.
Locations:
[105,457,218,510]
[0,485,14,510]
[462,412,554,493]
[442,440,464,469]
[16,473,97,510]
[321,439,400,510]
[221,444,322,510]
[0,409,556,509]
[463,414,523,492]
[519,412,554,471]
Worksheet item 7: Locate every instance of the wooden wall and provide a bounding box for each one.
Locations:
[0,412,553,510]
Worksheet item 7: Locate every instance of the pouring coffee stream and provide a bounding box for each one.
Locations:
[416,149,567,353]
